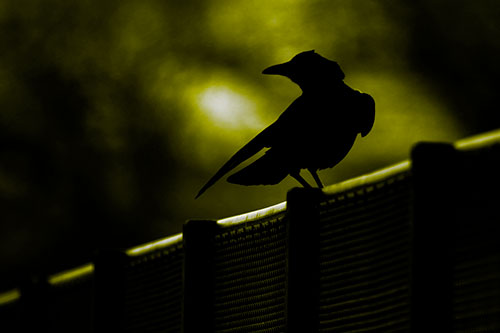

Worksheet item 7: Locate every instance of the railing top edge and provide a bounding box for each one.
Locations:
[217,201,287,227]
[126,233,183,257]
[454,128,500,150]
[322,160,411,197]
[48,263,94,286]
[0,288,20,306]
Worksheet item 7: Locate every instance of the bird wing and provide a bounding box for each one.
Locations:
[195,123,276,198]
[358,92,375,137]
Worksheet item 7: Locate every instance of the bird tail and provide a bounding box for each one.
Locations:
[226,153,289,186]
[195,130,269,198]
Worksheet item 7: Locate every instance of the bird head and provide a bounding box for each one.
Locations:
[262,50,345,89]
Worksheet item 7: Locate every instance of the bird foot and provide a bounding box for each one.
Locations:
[308,169,324,188]
[291,172,312,188]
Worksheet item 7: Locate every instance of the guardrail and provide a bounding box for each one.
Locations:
[1,129,500,332]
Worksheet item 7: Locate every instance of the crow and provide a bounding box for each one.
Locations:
[196,50,374,198]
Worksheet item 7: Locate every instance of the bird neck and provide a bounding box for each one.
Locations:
[300,80,346,94]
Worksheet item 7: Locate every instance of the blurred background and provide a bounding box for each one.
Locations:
[1,0,499,289]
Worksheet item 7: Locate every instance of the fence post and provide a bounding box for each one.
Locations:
[411,142,456,332]
[93,249,128,332]
[286,187,323,332]
[182,219,217,333]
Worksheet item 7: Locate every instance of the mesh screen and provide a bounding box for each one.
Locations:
[49,274,94,332]
[450,145,500,332]
[453,245,500,332]
[213,212,287,332]
[122,242,183,332]
[452,229,500,332]
[318,171,412,332]
[0,299,21,332]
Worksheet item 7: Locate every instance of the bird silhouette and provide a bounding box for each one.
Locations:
[196,50,375,198]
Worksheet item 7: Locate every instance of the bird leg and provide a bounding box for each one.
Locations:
[308,169,324,188]
[290,171,312,188]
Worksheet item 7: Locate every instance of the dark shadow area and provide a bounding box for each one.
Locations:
[403,1,500,134]
[0,18,178,288]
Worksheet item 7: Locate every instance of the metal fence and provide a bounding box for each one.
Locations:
[1,129,500,332]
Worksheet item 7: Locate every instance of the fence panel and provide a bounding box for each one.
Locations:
[317,166,412,332]
[212,208,287,332]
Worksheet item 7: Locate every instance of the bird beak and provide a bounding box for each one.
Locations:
[262,62,291,76]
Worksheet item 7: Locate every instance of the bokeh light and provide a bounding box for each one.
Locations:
[198,86,261,130]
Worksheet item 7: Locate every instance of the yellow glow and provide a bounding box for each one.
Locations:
[217,201,286,226]
[455,128,500,150]
[0,289,20,306]
[187,77,270,169]
[48,263,94,286]
[126,233,182,257]
[198,86,261,129]
[345,72,464,165]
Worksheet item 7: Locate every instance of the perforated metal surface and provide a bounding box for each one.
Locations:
[123,242,183,332]
[318,171,412,332]
[213,213,287,332]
